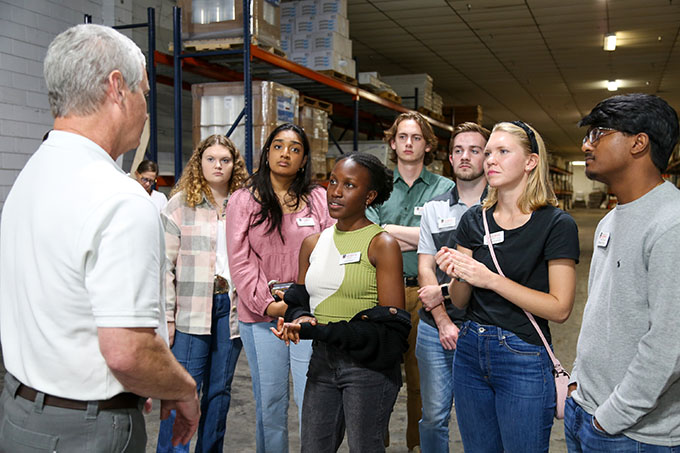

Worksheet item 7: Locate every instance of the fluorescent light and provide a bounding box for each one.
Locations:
[607,80,619,91]
[572,161,586,166]
[604,33,617,51]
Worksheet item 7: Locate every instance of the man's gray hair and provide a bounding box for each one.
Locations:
[44,24,146,118]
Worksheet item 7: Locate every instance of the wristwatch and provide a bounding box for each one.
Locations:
[440,284,451,301]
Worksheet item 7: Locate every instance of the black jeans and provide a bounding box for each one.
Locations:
[301,340,401,453]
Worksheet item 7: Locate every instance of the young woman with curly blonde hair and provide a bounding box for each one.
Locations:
[157,134,249,453]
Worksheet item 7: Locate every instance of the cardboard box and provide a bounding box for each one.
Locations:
[299,105,329,141]
[295,14,315,33]
[312,31,351,57]
[281,16,295,35]
[192,81,300,162]
[382,73,434,110]
[291,33,313,52]
[317,0,347,16]
[298,0,318,16]
[179,0,281,48]
[280,1,297,18]
[315,13,349,36]
[310,50,352,75]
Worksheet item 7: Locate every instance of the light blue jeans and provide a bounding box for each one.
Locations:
[565,397,680,452]
[415,320,456,452]
[157,293,242,453]
[239,320,312,453]
[454,320,555,453]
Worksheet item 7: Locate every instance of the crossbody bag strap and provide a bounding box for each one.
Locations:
[481,208,567,375]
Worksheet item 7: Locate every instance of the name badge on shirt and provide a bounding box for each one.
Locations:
[296,217,315,227]
[339,252,361,265]
[414,206,424,216]
[483,231,505,245]
[438,217,456,230]
[597,232,610,248]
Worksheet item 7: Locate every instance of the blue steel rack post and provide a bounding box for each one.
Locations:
[84,9,159,163]
[172,0,254,178]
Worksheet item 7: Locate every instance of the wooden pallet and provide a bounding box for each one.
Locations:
[417,106,446,123]
[299,95,333,114]
[170,37,286,57]
[318,70,357,86]
[377,91,402,104]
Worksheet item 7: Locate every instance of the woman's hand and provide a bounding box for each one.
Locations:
[446,249,496,289]
[435,246,457,278]
[265,301,288,318]
[270,316,317,345]
[167,321,176,347]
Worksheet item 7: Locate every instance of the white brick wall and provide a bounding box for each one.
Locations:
[0,0,194,209]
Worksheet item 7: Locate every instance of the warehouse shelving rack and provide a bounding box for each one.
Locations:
[163,1,454,178]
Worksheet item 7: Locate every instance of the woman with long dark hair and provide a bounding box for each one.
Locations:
[226,123,334,453]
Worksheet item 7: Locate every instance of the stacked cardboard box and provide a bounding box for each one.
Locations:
[299,104,329,180]
[280,0,355,79]
[178,0,282,48]
[192,81,300,164]
[381,73,434,111]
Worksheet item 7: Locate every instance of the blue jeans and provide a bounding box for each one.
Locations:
[415,320,456,452]
[565,397,680,452]
[157,293,242,453]
[453,320,555,453]
[239,320,312,453]
[301,341,401,453]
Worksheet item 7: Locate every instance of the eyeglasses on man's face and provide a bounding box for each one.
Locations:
[582,127,617,146]
[140,177,156,185]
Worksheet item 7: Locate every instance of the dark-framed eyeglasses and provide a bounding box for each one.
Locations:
[583,127,617,146]
[140,177,157,185]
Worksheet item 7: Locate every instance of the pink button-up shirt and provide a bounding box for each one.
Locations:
[226,186,334,323]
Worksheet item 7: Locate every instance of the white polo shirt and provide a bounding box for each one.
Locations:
[0,131,167,400]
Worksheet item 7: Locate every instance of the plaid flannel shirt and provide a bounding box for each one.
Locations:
[161,191,238,336]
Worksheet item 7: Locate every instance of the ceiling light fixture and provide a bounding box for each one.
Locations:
[604,33,617,51]
[572,161,586,166]
[607,80,619,91]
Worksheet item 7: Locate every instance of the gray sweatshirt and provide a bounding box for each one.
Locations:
[572,182,680,445]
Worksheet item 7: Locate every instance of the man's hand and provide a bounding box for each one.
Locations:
[418,284,445,311]
[160,391,200,447]
[438,319,459,350]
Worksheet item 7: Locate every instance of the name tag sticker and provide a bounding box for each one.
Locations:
[296,217,315,227]
[483,231,505,245]
[339,252,361,265]
[414,206,424,216]
[597,232,610,248]
[438,217,456,229]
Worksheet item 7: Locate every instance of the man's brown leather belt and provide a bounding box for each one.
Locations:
[16,384,141,411]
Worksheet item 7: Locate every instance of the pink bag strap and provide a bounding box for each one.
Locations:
[481,208,568,376]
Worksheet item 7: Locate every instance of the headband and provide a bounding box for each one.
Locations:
[510,121,539,155]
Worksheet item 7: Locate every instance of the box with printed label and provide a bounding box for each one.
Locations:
[298,0,318,16]
[291,33,313,52]
[314,13,349,36]
[317,0,347,16]
[309,50,352,74]
[280,1,297,17]
[295,14,316,33]
[179,0,281,48]
[311,31,351,57]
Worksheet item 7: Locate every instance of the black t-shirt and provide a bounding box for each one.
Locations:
[456,204,580,346]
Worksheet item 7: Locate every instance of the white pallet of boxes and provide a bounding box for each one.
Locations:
[281,0,355,79]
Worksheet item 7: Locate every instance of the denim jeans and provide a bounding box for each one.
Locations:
[157,293,242,453]
[453,320,555,453]
[301,340,401,453]
[239,320,312,453]
[415,320,456,452]
[565,397,680,452]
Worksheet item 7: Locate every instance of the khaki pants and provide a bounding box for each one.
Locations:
[404,285,422,449]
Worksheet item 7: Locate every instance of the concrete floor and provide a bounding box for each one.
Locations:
[0,208,606,452]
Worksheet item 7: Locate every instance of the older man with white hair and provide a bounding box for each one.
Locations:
[0,24,199,452]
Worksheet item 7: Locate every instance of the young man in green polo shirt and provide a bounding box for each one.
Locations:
[367,112,454,452]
